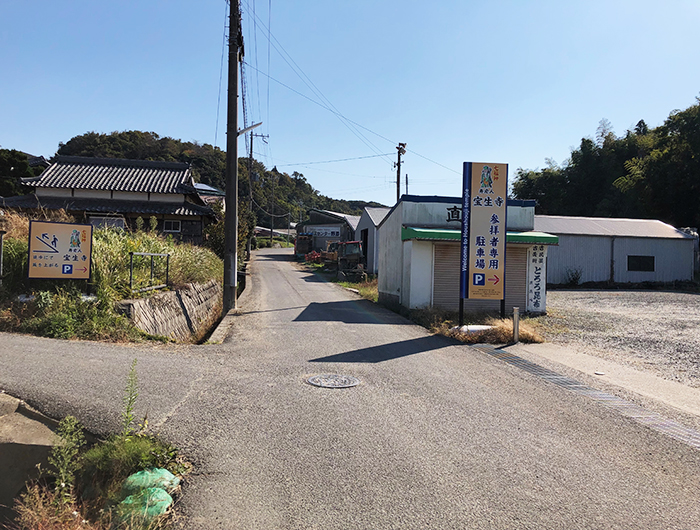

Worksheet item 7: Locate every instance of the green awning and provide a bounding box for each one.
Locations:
[401,226,558,245]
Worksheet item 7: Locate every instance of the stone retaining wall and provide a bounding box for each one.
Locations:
[117,280,222,341]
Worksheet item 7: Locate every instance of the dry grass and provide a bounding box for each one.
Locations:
[410,307,544,345]
[11,484,108,530]
[0,208,75,240]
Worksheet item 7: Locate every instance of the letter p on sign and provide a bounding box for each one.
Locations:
[473,273,485,286]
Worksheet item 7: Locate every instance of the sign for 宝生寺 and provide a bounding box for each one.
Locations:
[460,162,508,300]
[28,221,93,280]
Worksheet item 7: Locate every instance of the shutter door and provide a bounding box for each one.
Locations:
[432,243,528,314]
[433,243,460,310]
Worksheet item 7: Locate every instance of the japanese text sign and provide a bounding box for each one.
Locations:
[28,221,93,280]
[460,162,508,300]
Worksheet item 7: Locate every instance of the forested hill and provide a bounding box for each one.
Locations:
[512,98,700,229]
[55,131,386,226]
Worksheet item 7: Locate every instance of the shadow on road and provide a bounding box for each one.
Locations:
[256,252,295,262]
[294,301,408,325]
[309,334,455,363]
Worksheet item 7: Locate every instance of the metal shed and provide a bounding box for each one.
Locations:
[534,215,695,284]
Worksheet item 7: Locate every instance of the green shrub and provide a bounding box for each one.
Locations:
[78,435,184,504]
[16,288,144,341]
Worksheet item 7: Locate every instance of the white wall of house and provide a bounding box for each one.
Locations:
[73,189,111,199]
[150,193,185,203]
[36,188,72,197]
[113,191,148,201]
[406,240,433,308]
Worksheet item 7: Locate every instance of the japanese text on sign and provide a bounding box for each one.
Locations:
[28,221,93,280]
[460,162,508,300]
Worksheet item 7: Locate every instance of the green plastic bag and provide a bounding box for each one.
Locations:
[117,487,173,526]
[121,468,180,498]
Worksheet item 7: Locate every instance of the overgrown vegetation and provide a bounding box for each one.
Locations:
[335,277,378,303]
[13,360,188,530]
[512,98,700,230]
[0,210,223,341]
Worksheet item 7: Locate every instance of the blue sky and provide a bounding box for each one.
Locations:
[2,0,699,206]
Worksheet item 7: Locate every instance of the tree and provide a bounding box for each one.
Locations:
[0,149,34,197]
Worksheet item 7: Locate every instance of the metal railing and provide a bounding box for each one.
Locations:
[129,252,170,293]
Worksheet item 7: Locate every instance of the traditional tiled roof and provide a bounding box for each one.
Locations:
[1,195,214,217]
[23,156,195,194]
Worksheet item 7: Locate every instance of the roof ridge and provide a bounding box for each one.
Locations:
[55,156,189,170]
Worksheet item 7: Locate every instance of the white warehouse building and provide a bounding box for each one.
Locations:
[378,196,558,314]
[534,215,696,284]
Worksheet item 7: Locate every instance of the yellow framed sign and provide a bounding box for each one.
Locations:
[28,221,93,280]
[460,162,508,300]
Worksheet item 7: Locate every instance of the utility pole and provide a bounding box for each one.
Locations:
[246,130,254,261]
[405,173,409,196]
[223,0,242,313]
[270,167,277,246]
[395,143,406,204]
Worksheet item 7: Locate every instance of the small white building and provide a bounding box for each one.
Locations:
[377,196,558,314]
[534,215,696,284]
[355,207,391,274]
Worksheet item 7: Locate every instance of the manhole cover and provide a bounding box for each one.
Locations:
[307,374,360,388]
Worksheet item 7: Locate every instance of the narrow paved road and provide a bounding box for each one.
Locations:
[1,248,699,529]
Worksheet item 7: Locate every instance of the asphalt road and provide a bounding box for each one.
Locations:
[1,248,700,529]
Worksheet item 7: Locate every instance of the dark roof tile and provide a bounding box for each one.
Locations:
[30,156,193,194]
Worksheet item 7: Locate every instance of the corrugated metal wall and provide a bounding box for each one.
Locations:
[432,243,528,313]
[614,237,694,282]
[546,235,612,284]
[547,235,694,283]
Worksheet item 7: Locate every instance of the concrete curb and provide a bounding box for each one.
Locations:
[206,308,239,344]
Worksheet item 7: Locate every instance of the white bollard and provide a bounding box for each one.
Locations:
[513,307,520,343]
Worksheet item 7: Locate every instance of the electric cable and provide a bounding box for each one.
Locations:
[214,0,229,148]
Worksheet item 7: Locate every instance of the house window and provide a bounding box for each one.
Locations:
[163,220,181,233]
[627,255,654,272]
[89,215,125,229]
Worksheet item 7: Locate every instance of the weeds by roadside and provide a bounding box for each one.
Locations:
[409,307,544,344]
[11,359,189,530]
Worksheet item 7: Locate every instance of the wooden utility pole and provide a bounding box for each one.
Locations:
[223,0,242,313]
[395,143,406,204]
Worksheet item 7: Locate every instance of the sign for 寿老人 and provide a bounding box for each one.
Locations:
[28,221,93,280]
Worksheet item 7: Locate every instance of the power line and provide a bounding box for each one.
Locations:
[252,196,290,217]
[214,0,229,148]
[239,12,393,167]
[277,153,393,166]
[242,62,459,176]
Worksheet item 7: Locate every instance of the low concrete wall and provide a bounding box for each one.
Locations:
[117,280,222,341]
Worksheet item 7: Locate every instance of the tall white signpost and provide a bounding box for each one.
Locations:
[459,162,508,325]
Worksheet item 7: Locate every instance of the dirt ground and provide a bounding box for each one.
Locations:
[531,289,700,388]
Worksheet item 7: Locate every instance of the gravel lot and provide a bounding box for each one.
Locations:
[533,289,700,388]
